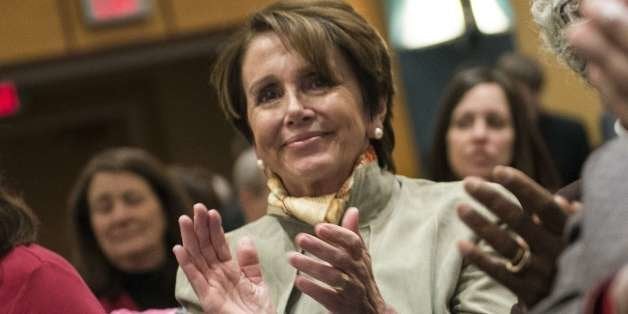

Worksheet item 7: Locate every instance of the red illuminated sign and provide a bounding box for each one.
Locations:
[0,81,20,118]
[82,0,150,26]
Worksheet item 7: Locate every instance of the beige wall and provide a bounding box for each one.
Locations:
[511,1,602,145]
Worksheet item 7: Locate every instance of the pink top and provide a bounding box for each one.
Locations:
[0,244,105,314]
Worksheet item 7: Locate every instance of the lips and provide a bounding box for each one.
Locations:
[284,131,329,147]
[107,225,143,242]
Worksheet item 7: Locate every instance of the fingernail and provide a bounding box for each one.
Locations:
[457,204,470,216]
[493,166,512,184]
[458,241,473,255]
[172,245,181,253]
[463,177,481,191]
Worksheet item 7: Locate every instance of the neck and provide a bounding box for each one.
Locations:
[283,164,353,197]
[115,244,166,272]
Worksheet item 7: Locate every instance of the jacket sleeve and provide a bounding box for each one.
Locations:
[450,240,518,314]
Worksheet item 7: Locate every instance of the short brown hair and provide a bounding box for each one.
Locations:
[428,67,561,190]
[211,0,396,171]
[497,53,545,93]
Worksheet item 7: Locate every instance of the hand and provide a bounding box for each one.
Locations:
[288,207,393,314]
[456,166,573,307]
[567,0,628,126]
[173,203,275,314]
[611,264,628,313]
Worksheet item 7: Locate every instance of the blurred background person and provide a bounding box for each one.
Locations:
[429,66,561,191]
[69,147,190,312]
[168,164,244,231]
[232,147,269,223]
[0,182,105,314]
[497,52,591,184]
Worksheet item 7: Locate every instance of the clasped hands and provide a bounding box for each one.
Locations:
[173,204,391,314]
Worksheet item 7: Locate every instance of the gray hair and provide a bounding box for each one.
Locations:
[233,148,266,196]
[531,0,586,75]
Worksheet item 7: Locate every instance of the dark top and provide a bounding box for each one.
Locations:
[538,112,591,184]
[99,255,179,312]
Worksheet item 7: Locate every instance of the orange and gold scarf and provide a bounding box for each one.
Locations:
[265,147,377,225]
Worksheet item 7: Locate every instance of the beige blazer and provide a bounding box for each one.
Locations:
[176,164,516,313]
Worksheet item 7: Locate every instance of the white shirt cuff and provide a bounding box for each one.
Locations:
[615,120,628,138]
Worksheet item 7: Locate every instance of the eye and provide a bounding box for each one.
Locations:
[486,113,509,129]
[123,191,145,207]
[452,114,473,129]
[256,84,282,105]
[302,72,333,91]
[91,198,112,215]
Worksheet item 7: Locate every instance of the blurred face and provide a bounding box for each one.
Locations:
[446,83,515,179]
[88,171,167,272]
[242,32,382,197]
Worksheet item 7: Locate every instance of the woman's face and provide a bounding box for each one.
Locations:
[88,171,167,272]
[241,32,381,197]
[446,83,515,179]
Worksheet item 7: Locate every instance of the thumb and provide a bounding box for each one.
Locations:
[237,236,264,284]
[341,207,360,233]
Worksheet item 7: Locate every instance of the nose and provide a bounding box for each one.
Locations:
[470,120,489,141]
[109,200,131,225]
[284,90,314,126]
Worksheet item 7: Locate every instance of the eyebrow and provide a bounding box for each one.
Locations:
[248,76,276,96]
[246,65,321,96]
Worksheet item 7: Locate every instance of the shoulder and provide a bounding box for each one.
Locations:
[393,176,516,224]
[584,137,628,171]
[3,245,105,314]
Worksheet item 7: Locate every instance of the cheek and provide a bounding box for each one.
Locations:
[494,130,515,161]
[446,128,464,149]
[248,112,279,154]
[89,214,106,238]
[446,130,464,161]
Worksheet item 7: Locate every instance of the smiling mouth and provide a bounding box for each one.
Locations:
[284,132,329,148]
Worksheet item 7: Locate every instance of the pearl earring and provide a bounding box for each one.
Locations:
[374,127,384,140]
[256,159,265,170]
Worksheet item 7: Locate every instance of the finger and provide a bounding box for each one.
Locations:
[315,223,363,260]
[237,237,263,284]
[288,251,349,289]
[491,166,566,235]
[457,240,519,290]
[463,177,562,255]
[179,215,211,274]
[294,274,343,312]
[582,0,628,53]
[553,196,580,215]
[587,63,628,121]
[207,208,231,261]
[193,204,219,265]
[340,207,359,233]
[463,177,534,236]
[295,233,353,272]
[457,204,521,260]
[173,244,210,298]
[567,19,628,99]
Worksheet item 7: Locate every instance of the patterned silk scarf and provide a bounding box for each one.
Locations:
[265,147,377,226]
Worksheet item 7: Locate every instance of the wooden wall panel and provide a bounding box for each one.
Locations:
[512,1,601,145]
[0,0,66,64]
[64,0,168,52]
[169,0,274,33]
